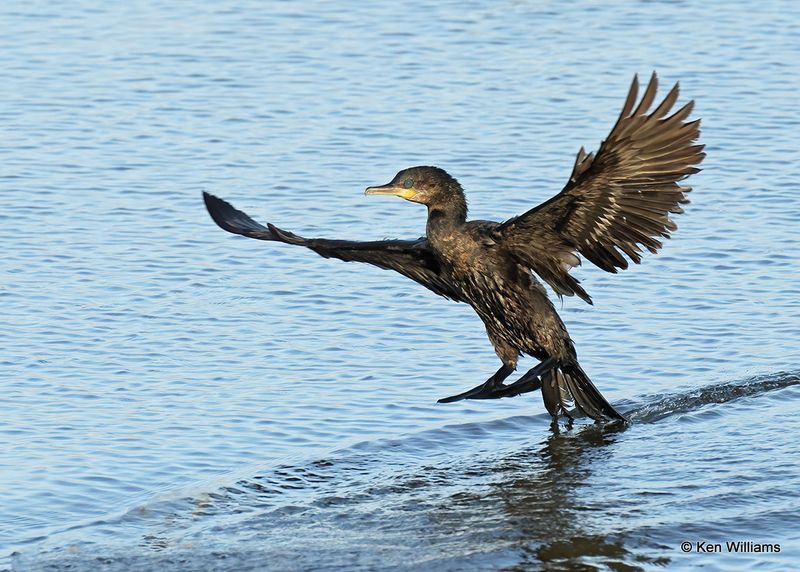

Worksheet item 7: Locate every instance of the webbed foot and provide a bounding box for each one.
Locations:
[437,379,505,403]
[493,376,542,398]
[491,357,556,398]
[437,363,515,403]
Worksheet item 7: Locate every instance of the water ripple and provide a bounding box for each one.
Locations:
[15,371,800,571]
[3,0,800,569]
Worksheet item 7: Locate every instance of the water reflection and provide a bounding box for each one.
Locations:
[16,371,800,570]
[5,0,800,566]
[440,422,648,570]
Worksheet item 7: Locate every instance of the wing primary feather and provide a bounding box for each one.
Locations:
[648,82,680,119]
[497,73,703,301]
[632,71,658,116]
[203,193,467,302]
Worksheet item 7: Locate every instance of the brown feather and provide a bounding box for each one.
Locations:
[497,73,703,301]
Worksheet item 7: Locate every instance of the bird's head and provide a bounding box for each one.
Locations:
[365,166,465,212]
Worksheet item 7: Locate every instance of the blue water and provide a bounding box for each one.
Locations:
[2,1,800,570]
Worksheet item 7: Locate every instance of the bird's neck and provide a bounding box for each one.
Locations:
[426,190,468,243]
[427,190,467,252]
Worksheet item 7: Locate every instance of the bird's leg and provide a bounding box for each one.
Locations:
[494,357,557,398]
[437,363,515,403]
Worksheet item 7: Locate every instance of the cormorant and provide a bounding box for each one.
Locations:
[204,73,704,422]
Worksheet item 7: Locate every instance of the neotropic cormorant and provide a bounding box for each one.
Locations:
[204,73,704,423]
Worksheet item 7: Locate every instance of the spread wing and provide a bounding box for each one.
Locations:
[497,72,705,304]
[203,192,465,302]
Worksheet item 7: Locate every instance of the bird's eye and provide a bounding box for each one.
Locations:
[403,178,414,189]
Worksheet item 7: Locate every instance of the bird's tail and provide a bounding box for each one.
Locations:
[542,362,627,422]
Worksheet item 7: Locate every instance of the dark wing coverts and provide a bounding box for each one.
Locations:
[203,192,465,301]
[498,73,705,303]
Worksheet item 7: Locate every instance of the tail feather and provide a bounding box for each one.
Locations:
[541,370,562,417]
[542,363,627,422]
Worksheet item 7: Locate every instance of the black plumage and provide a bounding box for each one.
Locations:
[204,73,704,423]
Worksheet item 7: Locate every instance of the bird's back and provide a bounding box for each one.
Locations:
[428,219,573,361]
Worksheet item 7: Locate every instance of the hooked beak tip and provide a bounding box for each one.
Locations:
[365,185,392,196]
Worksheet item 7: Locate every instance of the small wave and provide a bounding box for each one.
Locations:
[12,370,799,571]
[626,370,800,424]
